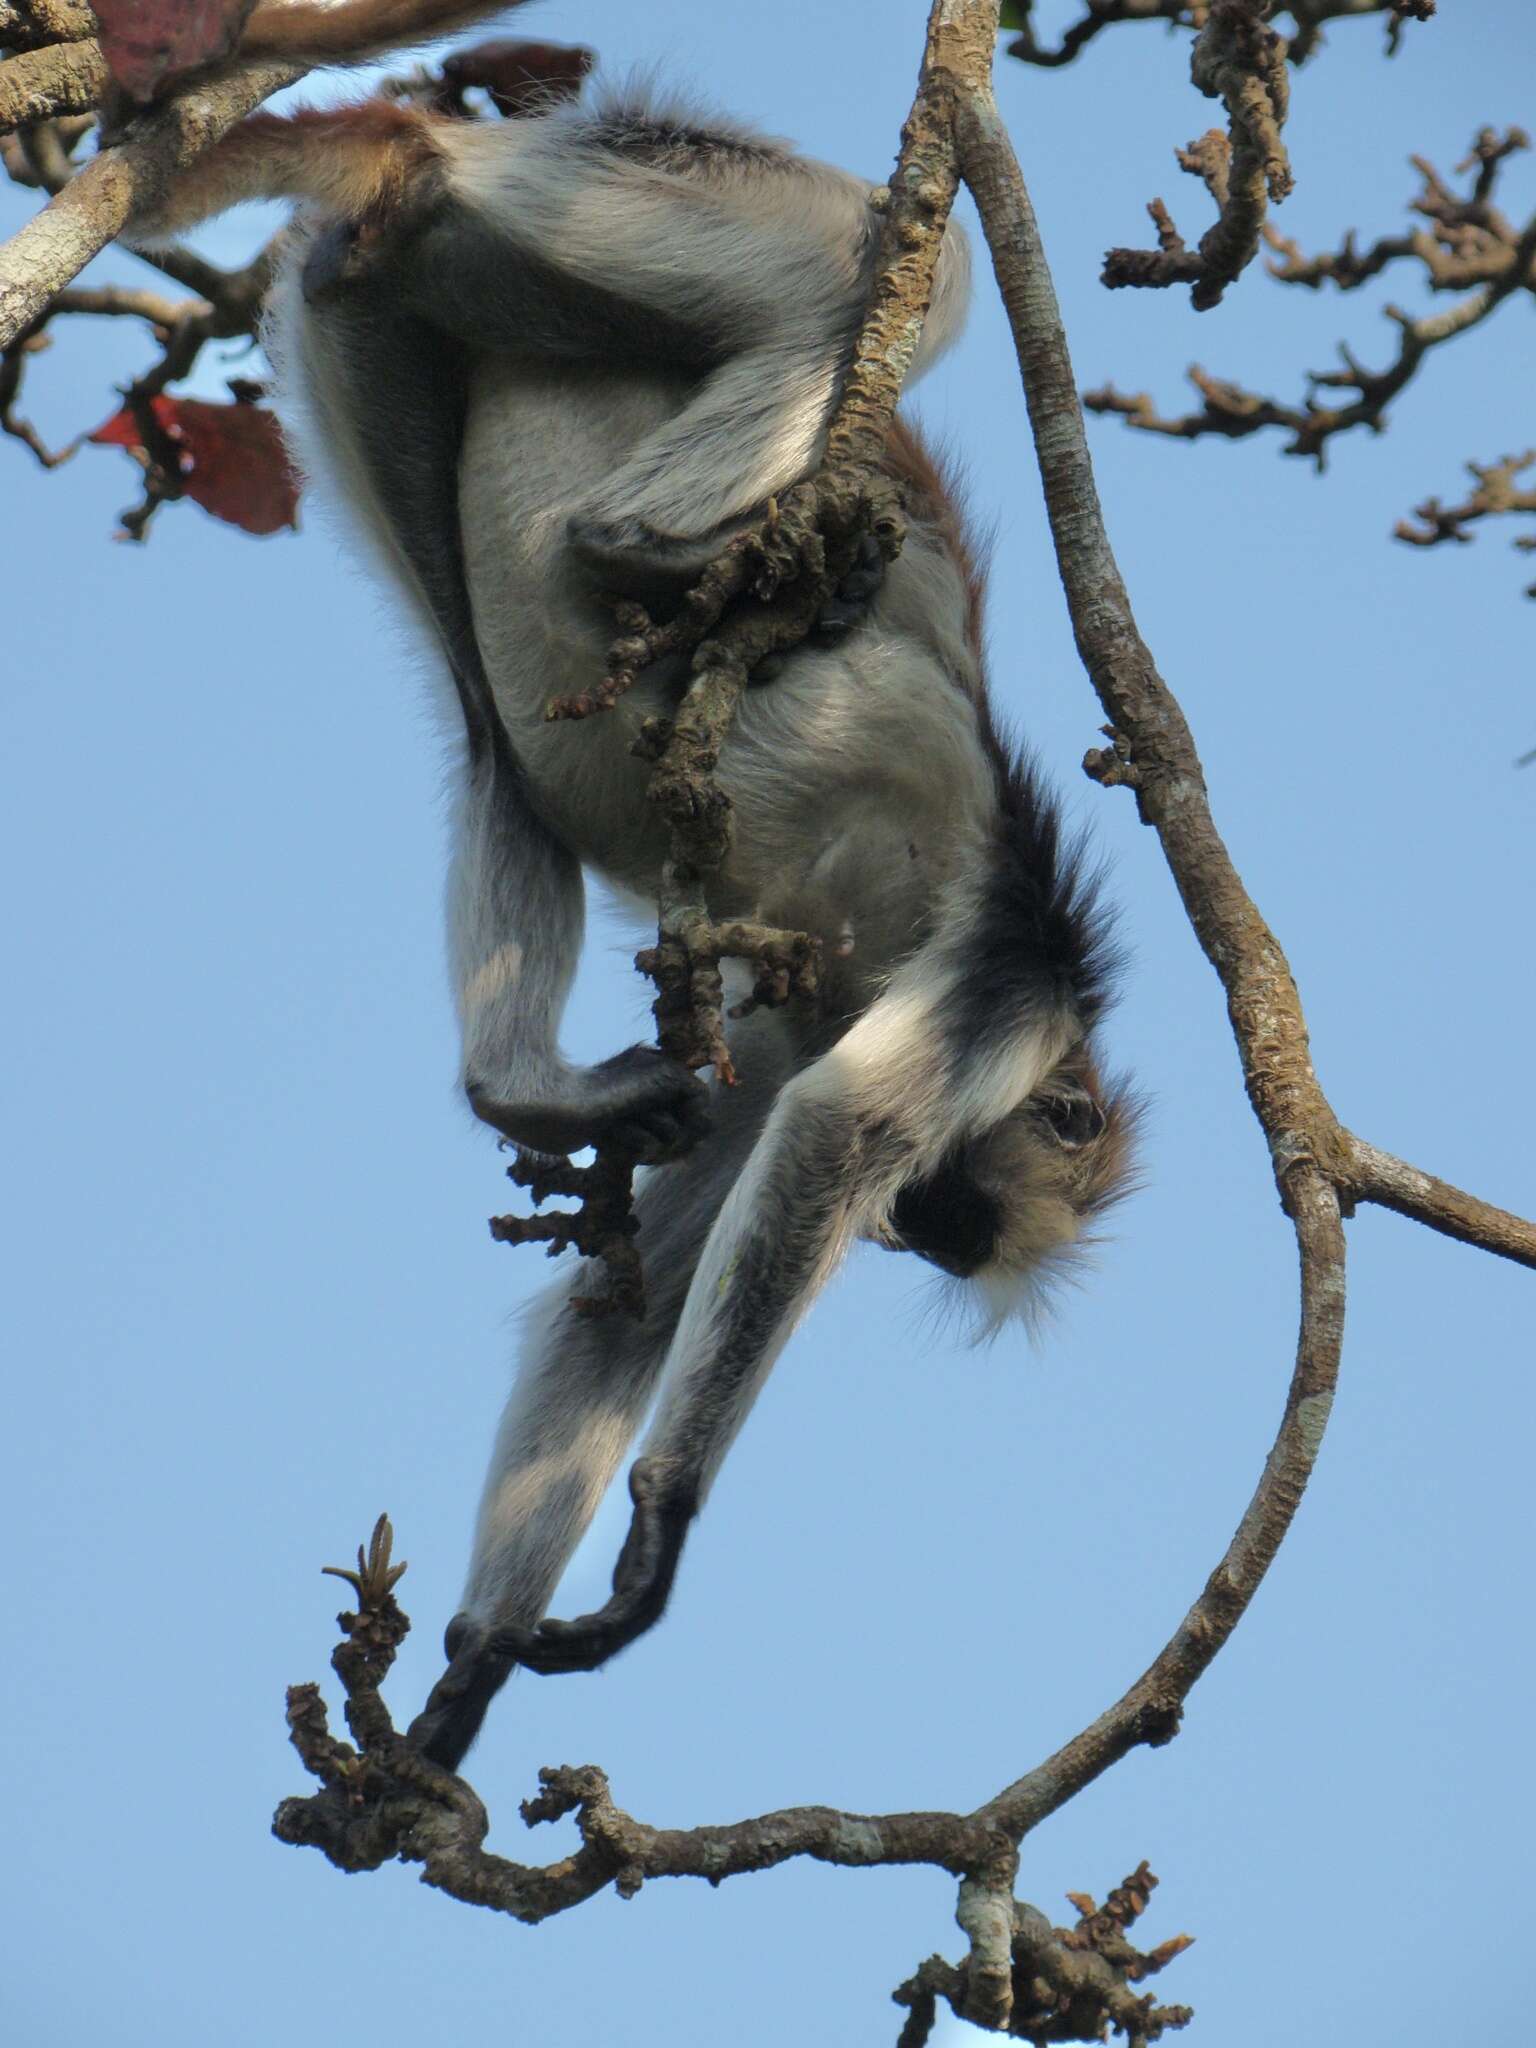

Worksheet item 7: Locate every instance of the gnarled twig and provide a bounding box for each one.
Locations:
[1089,129,1536,474]
[1101,0,1292,309]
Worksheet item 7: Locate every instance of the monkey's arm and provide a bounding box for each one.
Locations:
[449,756,706,1158]
[408,1030,793,1768]
[286,266,707,1157]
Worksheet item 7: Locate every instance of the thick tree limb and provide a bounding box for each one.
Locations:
[0,1,98,49]
[0,36,109,130]
[0,53,301,348]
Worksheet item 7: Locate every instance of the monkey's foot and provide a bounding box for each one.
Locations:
[497,1463,693,1674]
[567,515,726,610]
[468,1043,711,1163]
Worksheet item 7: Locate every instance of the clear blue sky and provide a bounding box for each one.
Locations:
[3,4,1532,2043]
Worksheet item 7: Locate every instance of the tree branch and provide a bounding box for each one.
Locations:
[950,20,1530,1829]
[0,53,301,349]
[1394,448,1536,601]
[1088,131,1536,471]
[0,36,109,132]
[0,0,98,49]
[277,1518,1195,2043]
[1002,0,1433,70]
[1101,0,1292,310]
[1347,1137,1536,1269]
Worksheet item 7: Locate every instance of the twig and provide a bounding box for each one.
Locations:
[1002,0,1432,70]
[894,1865,1194,2042]
[1089,133,1536,469]
[1264,127,1532,294]
[1102,0,1292,309]
[0,311,67,461]
[1394,449,1536,600]
[489,1148,644,1319]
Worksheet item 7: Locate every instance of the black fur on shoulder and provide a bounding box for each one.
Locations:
[582,91,792,173]
[973,746,1122,1031]
[882,422,1121,1038]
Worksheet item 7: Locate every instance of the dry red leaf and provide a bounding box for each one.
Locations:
[93,0,258,102]
[90,393,300,536]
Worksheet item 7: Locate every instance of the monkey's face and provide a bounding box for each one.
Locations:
[880,1059,1138,1329]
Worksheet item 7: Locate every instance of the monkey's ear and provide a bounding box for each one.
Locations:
[1039,1086,1107,1150]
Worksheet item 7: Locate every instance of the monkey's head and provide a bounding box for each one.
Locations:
[881,1055,1138,1331]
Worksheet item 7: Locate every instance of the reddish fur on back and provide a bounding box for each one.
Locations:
[138,99,444,237]
[884,415,989,673]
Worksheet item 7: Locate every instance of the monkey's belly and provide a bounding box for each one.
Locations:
[494,637,995,1014]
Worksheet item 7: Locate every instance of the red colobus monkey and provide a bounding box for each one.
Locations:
[131,0,1133,1767]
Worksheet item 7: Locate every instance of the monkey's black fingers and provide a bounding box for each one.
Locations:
[812,595,864,640]
[607,1117,679,1161]
[607,1102,713,1163]
[478,1046,709,1159]
[496,1475,693,1674]
[491,1594,664,1674]
[405,1617,517,1770]
[813,532,887,641]
[837,532,888,601]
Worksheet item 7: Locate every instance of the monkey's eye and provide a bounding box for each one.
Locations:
[1039,1089,1107,1149]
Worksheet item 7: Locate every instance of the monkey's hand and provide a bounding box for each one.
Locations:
[467,1046,710,1162]
[495,1459,693,1675]
[405,1616,517,1772]
[808,531,888,643]
[568,519,888,649]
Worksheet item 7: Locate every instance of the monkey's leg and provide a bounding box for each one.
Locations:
[284,256,708,1157]
[507,946,1076,1676]
[408,1027,790,1768]
[404,125,877,568]
[449,754,709,1160]
[497,1076,878,1676]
